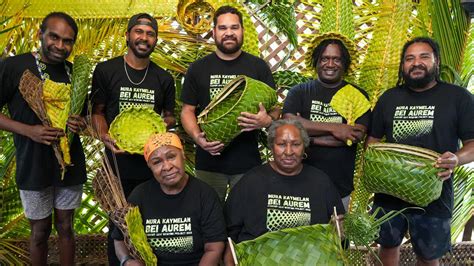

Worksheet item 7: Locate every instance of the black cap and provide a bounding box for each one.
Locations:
[127,13,158,33]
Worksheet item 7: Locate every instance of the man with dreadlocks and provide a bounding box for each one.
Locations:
[367,37,474,265]
[283,36,371,211]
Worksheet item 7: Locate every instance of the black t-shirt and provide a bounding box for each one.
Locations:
[370,82,474,218]
[282,80,371,197]
[0,53,86,190]
[112,176,227,265]
[181,52,275,174]
[224,163,344,243]
[91,56,175,180]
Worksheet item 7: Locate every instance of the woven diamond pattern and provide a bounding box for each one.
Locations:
[109,107,167,154]
[235,224,345,265]
[197,76,277,146]
[362,143,443,207]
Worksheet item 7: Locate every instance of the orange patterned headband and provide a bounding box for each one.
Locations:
[144,133,183,162]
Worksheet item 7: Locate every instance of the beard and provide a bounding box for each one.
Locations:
[215,35,243,54]
[128,39,155,58]
[403,65,437,89]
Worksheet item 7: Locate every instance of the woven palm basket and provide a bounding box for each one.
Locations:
[362,143,443,207]
[109,106,167,154]
[234,224,346,265]
[197,75,277,146]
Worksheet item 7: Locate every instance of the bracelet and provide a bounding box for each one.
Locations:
[120,255,133,266]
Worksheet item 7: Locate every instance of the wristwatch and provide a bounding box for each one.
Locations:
[120,255,133,266]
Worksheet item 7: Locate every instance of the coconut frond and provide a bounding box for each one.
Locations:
[356,0,414,108]
[451,165,474,242]
[430,0,470,78]
[248,1,298,48]
[0,238,30,265]
[320,0,354,39]
[461,23,474,88]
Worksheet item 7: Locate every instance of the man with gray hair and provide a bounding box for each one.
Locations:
[224,119,343,260]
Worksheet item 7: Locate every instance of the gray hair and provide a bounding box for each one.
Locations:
[267,119,310,148]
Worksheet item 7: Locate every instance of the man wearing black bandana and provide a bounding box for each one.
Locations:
[90,13,176,265]
[0,12,86,265]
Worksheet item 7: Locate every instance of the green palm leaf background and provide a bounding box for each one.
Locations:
[1,0,473,264]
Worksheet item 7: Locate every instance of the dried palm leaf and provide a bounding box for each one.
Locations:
[18,70,67,175]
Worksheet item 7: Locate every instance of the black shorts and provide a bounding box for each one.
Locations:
[373,205,451,260]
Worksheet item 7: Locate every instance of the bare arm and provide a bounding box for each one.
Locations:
[181,103,224,155]
[162,109,176,129]
[113,240,143,266]
[91,103,124,153]
[199,241,225,266]
[0,113,64,145]
[436,139,474,180]
[223,242,236,266]
[283,113,367,146]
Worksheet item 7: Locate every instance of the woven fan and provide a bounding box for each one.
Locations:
[330,84,370,146]
[18,69,67,175]
[233,224,346,265]
[109,107,167,154]
[197,75,277,147]
[362,143,443,207]
[67,54,93,148]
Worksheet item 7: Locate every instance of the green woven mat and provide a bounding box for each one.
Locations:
[234,224,346,265]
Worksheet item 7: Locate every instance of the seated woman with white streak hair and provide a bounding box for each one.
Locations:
[113,132,226,266]
[224,119,344,264]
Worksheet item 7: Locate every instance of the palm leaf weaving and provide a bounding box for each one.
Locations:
[109,107,167,154]
[197,75,277,146]
[329,84,370,146]
[67,54,93,148]
[234,224,346,265]
[42,79,72,165]
[18,70,67,175]
[362,143,443,207]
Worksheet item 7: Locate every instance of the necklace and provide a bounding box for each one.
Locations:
[123,55,149,86]
[33,52,71,82]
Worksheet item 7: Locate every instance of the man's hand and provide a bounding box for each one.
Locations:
[238,103,272,132]
[123,259,144,266]
[67,115,87,134]
[195,132,224,156]
[331,123,366,144]
[435,151,458,181]
[100,133,126,154]
[27,125,65,145]
[163,116,176,129]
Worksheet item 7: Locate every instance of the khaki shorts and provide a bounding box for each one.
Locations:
[19,185,83,220]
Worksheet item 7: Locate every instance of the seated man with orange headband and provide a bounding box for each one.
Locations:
[113,133,226,266]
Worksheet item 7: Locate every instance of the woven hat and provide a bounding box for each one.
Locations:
[305,32,358,74]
